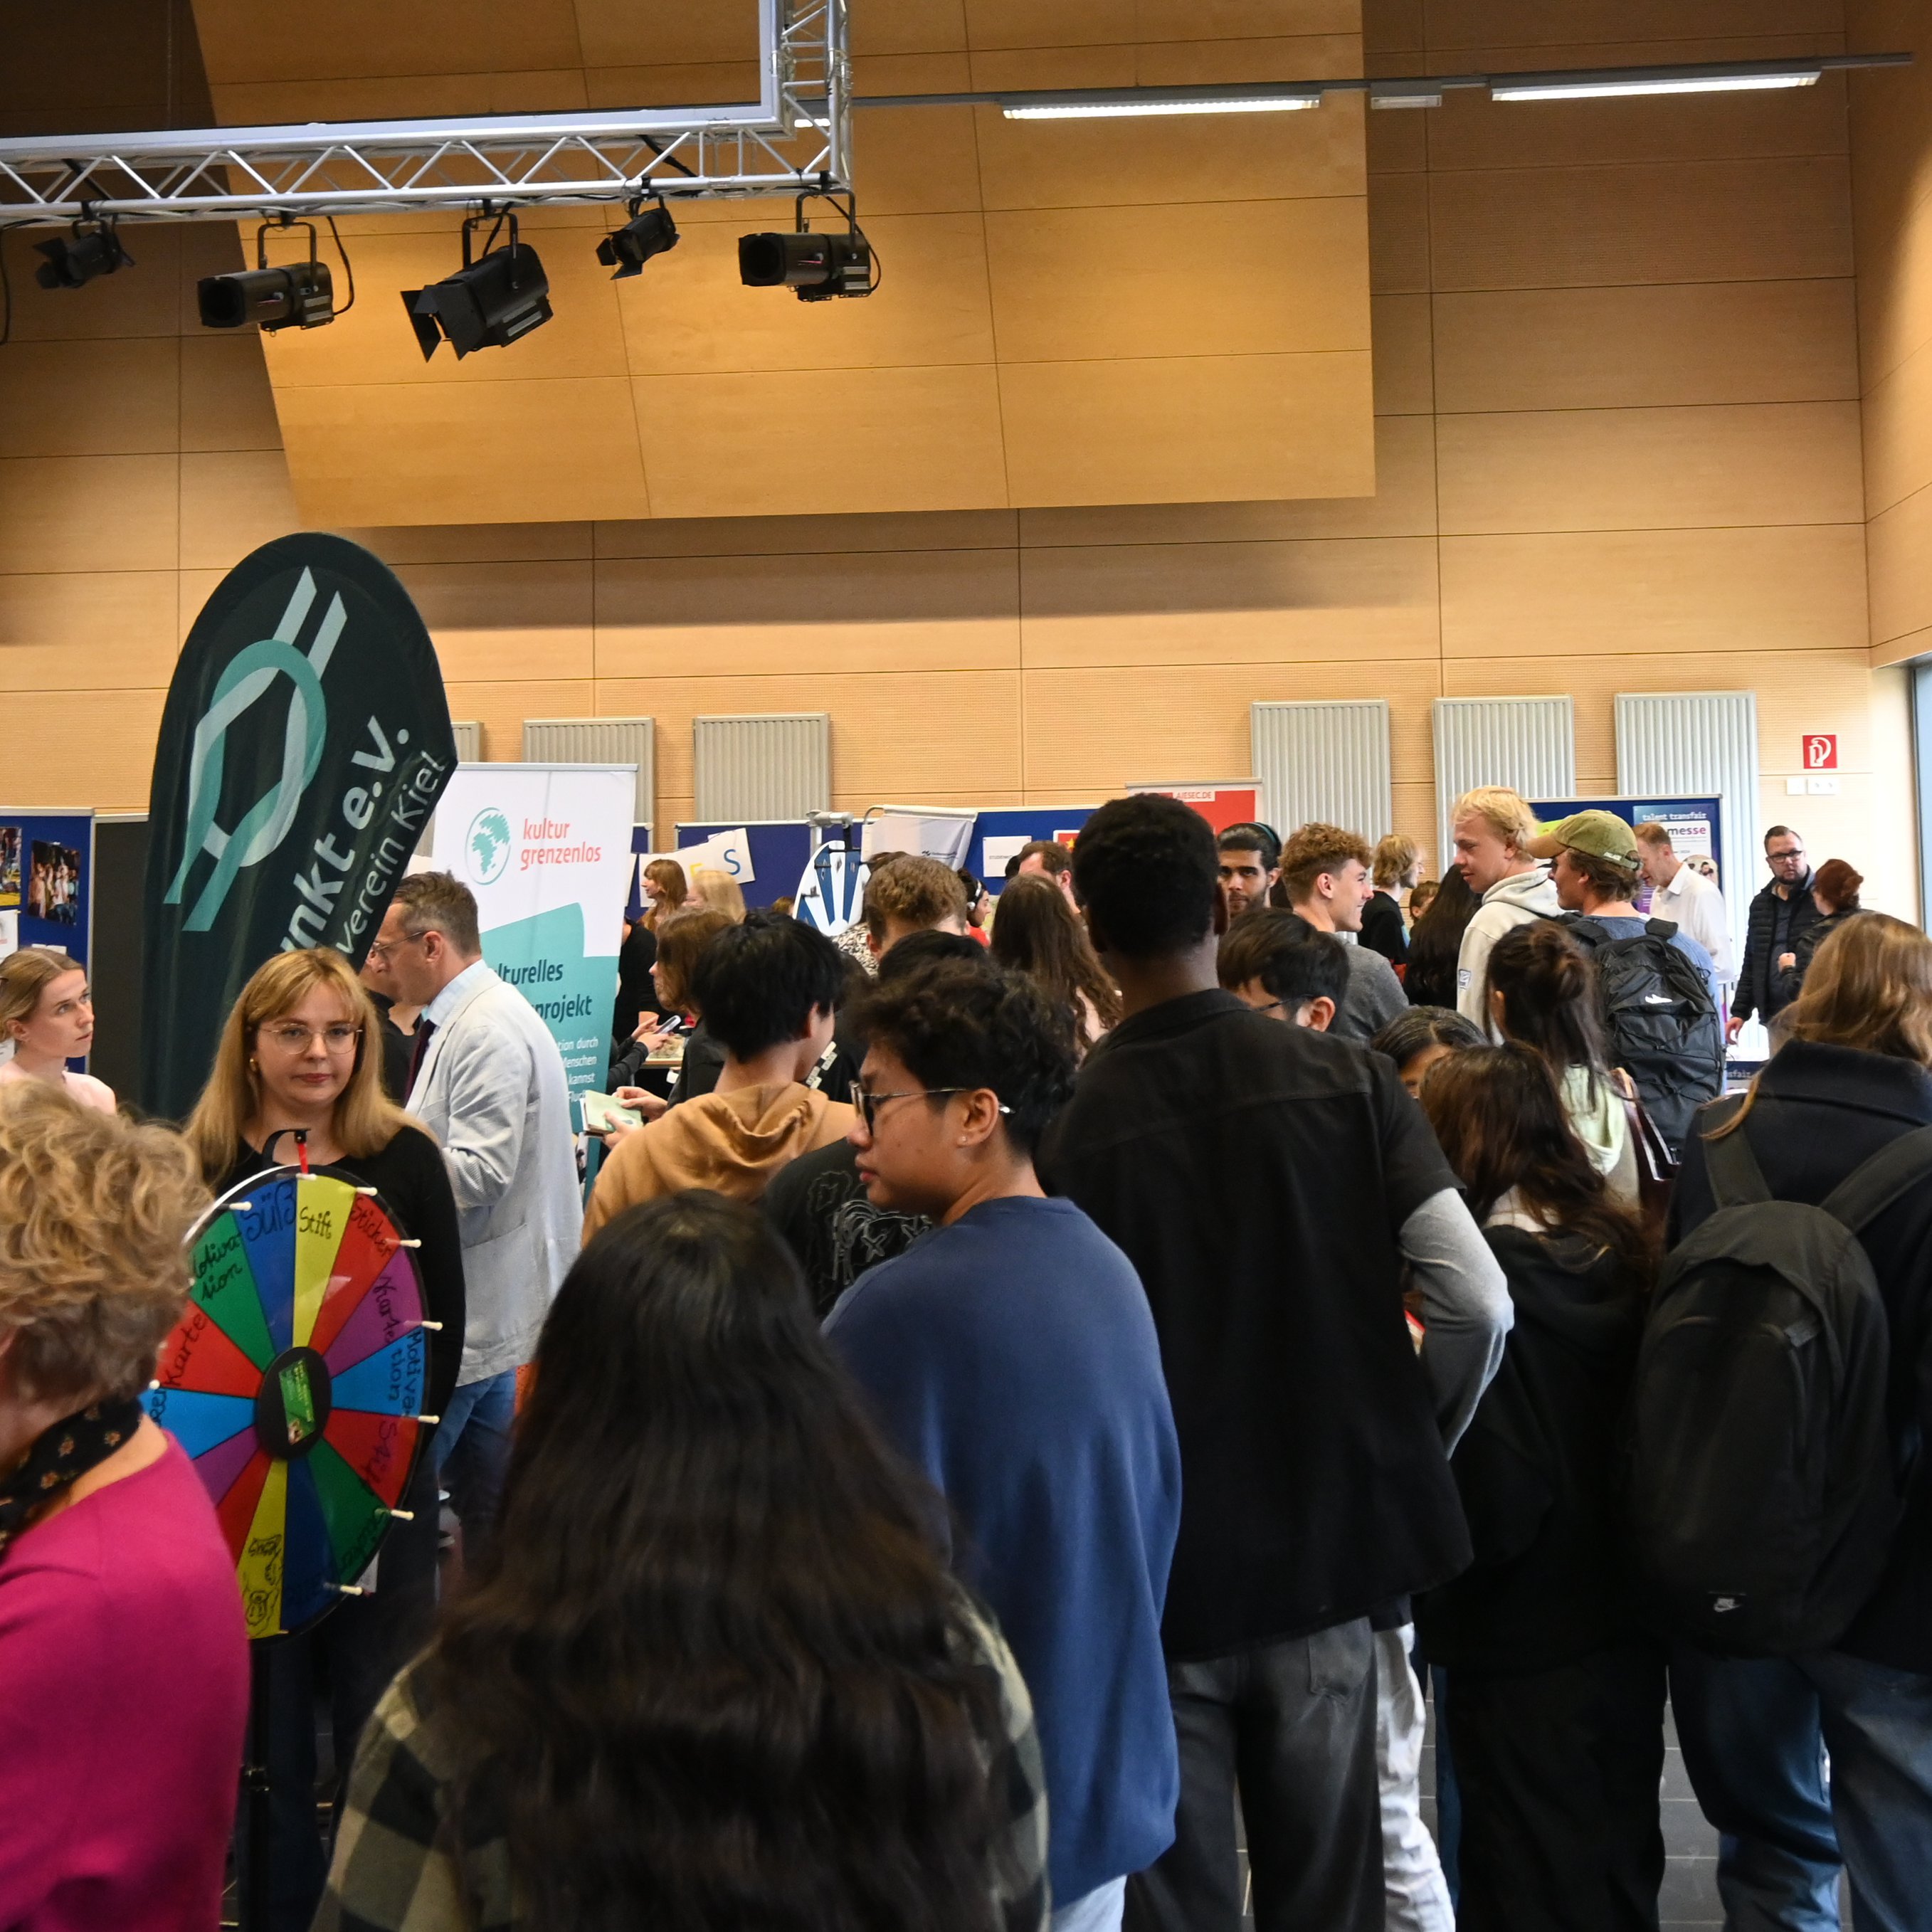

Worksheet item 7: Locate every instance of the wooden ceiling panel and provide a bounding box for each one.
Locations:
[189,0,1372,522]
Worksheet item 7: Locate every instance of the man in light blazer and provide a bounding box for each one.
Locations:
[373,870,581,1558]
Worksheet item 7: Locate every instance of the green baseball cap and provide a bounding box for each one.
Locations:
[1527,809,1641,872]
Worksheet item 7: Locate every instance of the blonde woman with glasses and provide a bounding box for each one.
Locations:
[184,946,466,1932]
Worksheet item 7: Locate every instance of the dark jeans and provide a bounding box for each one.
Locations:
[1126,1617,1381,1932]
[433,1366,517,1563]
[1672,1643,1932,1932]
[247,1453,440,1932]
[1445,1637,1667,1932]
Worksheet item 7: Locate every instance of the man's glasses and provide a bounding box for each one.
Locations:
[262,1023,362,1052]
[852,1086,1011,1134]
[365,932,428,964]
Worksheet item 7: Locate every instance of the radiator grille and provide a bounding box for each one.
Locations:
[450,719,482,764]
[1615,690,1758,961]
[694,713,831,822]
[521,717,655,824]
[1432,697,1577,865]
[1251,700,1392,843]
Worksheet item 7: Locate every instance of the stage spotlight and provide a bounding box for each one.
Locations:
[738,226,874,302]
[34,218,133,290]
[597,197,679,279]
[402,210,551,359]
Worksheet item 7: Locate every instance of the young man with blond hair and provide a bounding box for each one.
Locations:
[1278,823,1407,1046]
[1449,786,1561,1032]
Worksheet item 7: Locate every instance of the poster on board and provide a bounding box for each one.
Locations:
[0,808,95,1066]
[1127,780,1265,837]
[431,764,636,1105]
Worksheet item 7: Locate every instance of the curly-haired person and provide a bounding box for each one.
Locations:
[0,1082,248,1930]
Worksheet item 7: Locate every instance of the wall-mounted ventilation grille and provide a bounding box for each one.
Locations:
[1432,697,1577,864]
[1251,700,1393,843]
[450,719,482,763]
[522,717,655,825]
[1615,690,1758,961]
[694,713,831,822]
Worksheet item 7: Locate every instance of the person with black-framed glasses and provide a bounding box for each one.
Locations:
[825,959,1182,1932]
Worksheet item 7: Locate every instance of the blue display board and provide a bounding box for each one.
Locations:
[0,809,93,966]
[677,822,813,910]
[1529,796,1725,893]
[967,808,1098,889]
[0,808,95,1073]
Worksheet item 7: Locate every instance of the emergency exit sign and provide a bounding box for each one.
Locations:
[1804,734,1838,771]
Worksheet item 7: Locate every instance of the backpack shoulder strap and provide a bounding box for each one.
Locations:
[1644,917,1679,941]
[1700,1099,1773,1208]
[1818,1123,1932,1234]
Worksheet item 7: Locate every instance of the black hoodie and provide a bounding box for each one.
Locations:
[1418,1224,1646,1675]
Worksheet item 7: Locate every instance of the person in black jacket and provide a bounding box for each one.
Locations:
[1363,833,1418,968]
[1404,865,1480,1012]
[1728,825,1823,1042]
[182,948,465,1932]
[1037,793,1512,1932]
[1417,1044,1660,1932]
[1669,913,1932,1932]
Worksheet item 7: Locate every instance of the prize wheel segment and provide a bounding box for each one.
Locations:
[145,1166,430,1639]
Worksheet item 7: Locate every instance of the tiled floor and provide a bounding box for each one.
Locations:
[1237,1690,1725,1927]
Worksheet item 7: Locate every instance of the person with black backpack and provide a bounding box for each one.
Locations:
[1642,914,1932,1932]
[1416,1043,1662,1932]
[1526,811,1723,1154]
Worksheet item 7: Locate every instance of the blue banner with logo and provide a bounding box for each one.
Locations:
[141,535,458,1119]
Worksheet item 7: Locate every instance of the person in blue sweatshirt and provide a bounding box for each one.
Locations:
[825,954,1182,1932]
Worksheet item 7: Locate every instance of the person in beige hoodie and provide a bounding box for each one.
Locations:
[584,912,853,1241]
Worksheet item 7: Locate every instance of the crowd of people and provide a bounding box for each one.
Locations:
[0,786,1923,1932]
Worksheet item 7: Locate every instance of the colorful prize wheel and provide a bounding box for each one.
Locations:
[145,1167,431,1640]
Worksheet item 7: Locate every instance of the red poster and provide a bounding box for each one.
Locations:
[1126,780,1265,835]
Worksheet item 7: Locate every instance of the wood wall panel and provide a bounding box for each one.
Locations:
[1429,158,1856,291]
[0,457,180,574]
[1440,527,1871,659]
[1436,403,1865,536]
[0,340,182,457]
[1432,283,1861,413]
[998,353,1376,506]
[1851,1,1932,731]
[0,572,180,692]
[196,0,1373,524]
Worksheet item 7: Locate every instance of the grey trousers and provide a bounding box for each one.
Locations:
[1127,1617,1383,1932]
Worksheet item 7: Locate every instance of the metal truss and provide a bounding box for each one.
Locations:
[0,0,849,223]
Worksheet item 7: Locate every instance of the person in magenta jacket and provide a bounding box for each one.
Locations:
[0,1081,249,1932]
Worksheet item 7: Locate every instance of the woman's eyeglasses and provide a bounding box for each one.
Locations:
[852,1086,1011,1134]
[262,1023,362,1052]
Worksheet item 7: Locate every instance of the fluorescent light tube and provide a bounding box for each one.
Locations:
[1490,70,1821,101]
[1001,95,1321,120]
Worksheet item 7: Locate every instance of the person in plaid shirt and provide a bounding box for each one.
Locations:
[317,1192,1049,1932]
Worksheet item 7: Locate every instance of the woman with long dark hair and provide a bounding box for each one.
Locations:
[320,1192,1049,1932]
[1484,921,1639,1206]
[1403,865,1479,1010]
[1417,1045,1659,1932]
[990,874,1121,1051]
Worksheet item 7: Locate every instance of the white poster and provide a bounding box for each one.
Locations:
[675,825,755,885]
[431,764,636,1104]
[862,807,976,868]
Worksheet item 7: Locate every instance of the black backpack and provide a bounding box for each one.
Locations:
[1625,1104,1923,1656]
[1562,915,1724,1154]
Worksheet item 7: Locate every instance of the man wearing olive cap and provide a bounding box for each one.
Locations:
[1529,811,1719,1001]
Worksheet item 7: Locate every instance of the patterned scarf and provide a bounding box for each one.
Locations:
[0,1395,146,1559]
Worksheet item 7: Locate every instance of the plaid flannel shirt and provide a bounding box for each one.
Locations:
[316,1598,1051,1931]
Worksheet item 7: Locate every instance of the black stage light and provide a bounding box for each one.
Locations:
[402,210,551,359]
[199,217,345,332]
[738,226,873,302]
[34,218,134,290]
[597,197,679,279]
